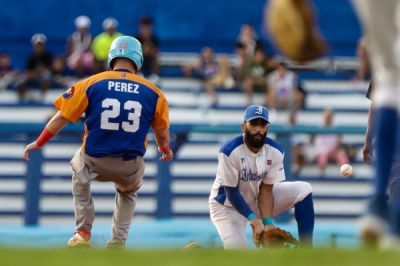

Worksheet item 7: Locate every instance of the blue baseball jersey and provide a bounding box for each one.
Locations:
[54,70,169,157]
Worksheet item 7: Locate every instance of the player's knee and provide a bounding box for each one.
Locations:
[72,173,89,186]
[296,181,313,196]
[373,81,399,108]
[116,182,141,194]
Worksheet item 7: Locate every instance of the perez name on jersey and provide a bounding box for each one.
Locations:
[108,81,139,94]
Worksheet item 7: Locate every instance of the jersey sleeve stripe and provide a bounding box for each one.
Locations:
[220,135,243,156]
[265,137,284,154]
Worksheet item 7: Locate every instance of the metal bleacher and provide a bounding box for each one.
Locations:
[0,55,373,225]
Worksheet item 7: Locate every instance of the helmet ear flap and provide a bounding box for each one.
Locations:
[109,58,115,69]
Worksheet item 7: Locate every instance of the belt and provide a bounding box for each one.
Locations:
[122,154,138,161]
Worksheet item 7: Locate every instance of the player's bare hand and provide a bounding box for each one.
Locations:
[158,148,173,161]
[249,218,263,248]
[23,142,41,161]
[362,143,372,165]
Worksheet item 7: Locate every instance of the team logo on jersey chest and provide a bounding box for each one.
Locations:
[239,157,264,182]
[62,86,75,99]
[267,160,272,165]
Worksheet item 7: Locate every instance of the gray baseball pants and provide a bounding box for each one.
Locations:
[70,148,145,241]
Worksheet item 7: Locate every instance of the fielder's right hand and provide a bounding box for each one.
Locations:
[249,218,264,248]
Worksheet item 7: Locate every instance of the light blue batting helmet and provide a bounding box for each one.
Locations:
[107,36,143,70]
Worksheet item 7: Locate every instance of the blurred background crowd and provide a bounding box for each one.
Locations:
[0,0,373,230]
[0,0,365,178]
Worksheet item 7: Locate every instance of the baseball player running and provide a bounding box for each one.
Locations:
[23,36,173,248]
[351,0,400,248]
[361,81,400,246]
[209,105,314,249]
[266,0,400,248]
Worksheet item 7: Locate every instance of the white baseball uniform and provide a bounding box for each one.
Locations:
[209,135,312,248]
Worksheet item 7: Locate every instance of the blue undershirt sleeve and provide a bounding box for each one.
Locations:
[224,186,255,220]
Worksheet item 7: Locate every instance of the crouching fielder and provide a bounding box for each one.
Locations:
[209,105,314,249]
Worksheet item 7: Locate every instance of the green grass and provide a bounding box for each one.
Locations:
[1,248,400,266]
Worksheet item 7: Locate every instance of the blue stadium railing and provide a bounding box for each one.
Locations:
[0,122,367,225]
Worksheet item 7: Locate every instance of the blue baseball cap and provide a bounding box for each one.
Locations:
[243,105,269,122]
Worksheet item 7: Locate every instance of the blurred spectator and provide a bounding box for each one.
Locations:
[313,109,349,176]
[182,47,218,79]
[135,16,160,81]
[16,33,53,101]
[51,56,70,89]
[92,17,123,72]
[232,42,250,86]
[267,62,305,118]
[66,15,94,76]
[242,48,275,103]
[207,55,235,90]
[0,52,18,90]
[355,36,371,81]
[289,113,308,176]
[182,47,234,105]
[236,23,263,57]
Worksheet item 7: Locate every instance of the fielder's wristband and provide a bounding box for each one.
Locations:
[262,218,274,225]
[35,128,55,147]
[159,146,171,154]
[247,213,257,221]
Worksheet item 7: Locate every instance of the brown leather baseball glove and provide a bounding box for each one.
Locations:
[265,0,328,63]
[260,228,299,248]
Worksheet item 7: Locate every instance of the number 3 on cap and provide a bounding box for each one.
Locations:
[255,106,263,115]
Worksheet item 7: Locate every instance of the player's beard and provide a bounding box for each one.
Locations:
[244,128,266,149]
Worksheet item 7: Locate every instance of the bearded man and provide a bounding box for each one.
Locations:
[209,105,315,249]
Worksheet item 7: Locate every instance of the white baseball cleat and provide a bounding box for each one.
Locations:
[358,214,387,247]
[67,230,91,247]
[106,238,126,249]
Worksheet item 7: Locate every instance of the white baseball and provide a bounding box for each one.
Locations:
[340,164,352,176]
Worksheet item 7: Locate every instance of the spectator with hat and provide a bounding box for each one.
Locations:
[66,15,94,76]
[16,33,53,101]
[92,17,123,72]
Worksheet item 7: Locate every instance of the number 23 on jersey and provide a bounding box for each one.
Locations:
[100,98,142,133]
